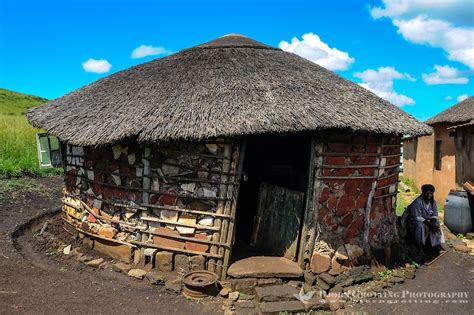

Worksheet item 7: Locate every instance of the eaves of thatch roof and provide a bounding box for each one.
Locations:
[426,96,474,125]
[27,34,432,146]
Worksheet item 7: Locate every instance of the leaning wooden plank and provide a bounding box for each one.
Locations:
[208,142,233,273]
[217,142,241,277]
[221,139,246,279]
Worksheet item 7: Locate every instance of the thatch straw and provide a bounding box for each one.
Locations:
[426,96,473,125]
[27,34,432,146]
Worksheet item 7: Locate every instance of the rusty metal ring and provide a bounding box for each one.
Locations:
[182,270,219,299]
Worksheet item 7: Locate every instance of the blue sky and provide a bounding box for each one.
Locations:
[0,0,472,121]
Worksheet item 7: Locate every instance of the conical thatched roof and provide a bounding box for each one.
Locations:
[426,96,474,125]
[27,34,431,146]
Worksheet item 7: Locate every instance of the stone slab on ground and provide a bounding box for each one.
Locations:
[258,300,306,314]
[94,238,132,262]
[165,277,182,293]
[112,262,132,274]
[454,244,471,253]
[146,272,166,285]
[85,258,104,268]
[230,278,258,294]
[254,284,299,302]
[128,268,147,280]
[227,256,303,278]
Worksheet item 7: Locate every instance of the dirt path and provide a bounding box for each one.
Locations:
[1,176,473,314]
[347,249,474,314]
[0,176,219,314]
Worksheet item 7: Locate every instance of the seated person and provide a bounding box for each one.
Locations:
[406,184,445,255]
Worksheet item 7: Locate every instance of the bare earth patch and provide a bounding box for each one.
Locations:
[0,176,472,314]
[0,176,219,314]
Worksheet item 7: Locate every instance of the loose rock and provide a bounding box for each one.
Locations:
[230,278,257,295]
[316,278,330,291]
[85,258,104,268]
[454,244,471,253]
[304,270,317,286]
[219,287,230,298]
[347,265,373,284]
[165,277,182,293]
[258,301,306,314]
[228,291,240,302]
[325,295,345,311]
[310,252,331,274]
[388,276,405,284]
[112,262,132,274]
[255,284,299,302]
[335,244,363,261]
[146,272,166,285]
[128,268,147,280]
[318,273,336,285]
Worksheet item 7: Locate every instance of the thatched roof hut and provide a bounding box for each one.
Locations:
[28,34,431,280]
[426,95,474,125]
[27,34,430,146]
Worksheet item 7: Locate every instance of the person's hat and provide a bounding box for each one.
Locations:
[421,184,435,193]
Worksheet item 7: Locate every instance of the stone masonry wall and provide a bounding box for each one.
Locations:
[62,138,241,278]
[314,134,401,255]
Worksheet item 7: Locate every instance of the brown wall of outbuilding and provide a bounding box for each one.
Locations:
[402,123,456,206]
[455,125,474,186]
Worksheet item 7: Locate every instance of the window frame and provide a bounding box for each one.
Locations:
[36,133,62,168]
[434,140,442,171]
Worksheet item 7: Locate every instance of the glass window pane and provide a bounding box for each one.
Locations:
[50,136,60,151]
[39,136,50,152]
[40,151,51,166]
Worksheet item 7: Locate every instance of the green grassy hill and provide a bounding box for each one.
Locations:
[0,88,60,177]
[0,88,48,115]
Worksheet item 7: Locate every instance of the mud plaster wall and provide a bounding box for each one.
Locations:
[403,124,457,206]
[314,134,401,255]
[62,138,241,278]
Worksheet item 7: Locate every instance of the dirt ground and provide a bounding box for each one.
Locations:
[0,176,473,314]
[0,176,218,314]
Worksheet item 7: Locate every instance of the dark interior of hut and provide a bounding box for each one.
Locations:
[231,133,311,262]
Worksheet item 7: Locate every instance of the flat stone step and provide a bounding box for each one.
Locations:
[255,284,299,302]
[258,301,306,314]
[227,256,303,278]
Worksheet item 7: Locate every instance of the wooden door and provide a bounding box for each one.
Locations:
[251,182,305,260]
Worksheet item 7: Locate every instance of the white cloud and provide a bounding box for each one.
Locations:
[131,45,170,59]
[354,66,415,106]
[370,1,474,69]
[370,0,473,26]
[445,95,453,101]
[457,94,468,102]
[82,58,112,74]
[279,33,355,71]
[422,64,469,84]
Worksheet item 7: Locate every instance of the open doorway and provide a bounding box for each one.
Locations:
[232,133,311,262]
